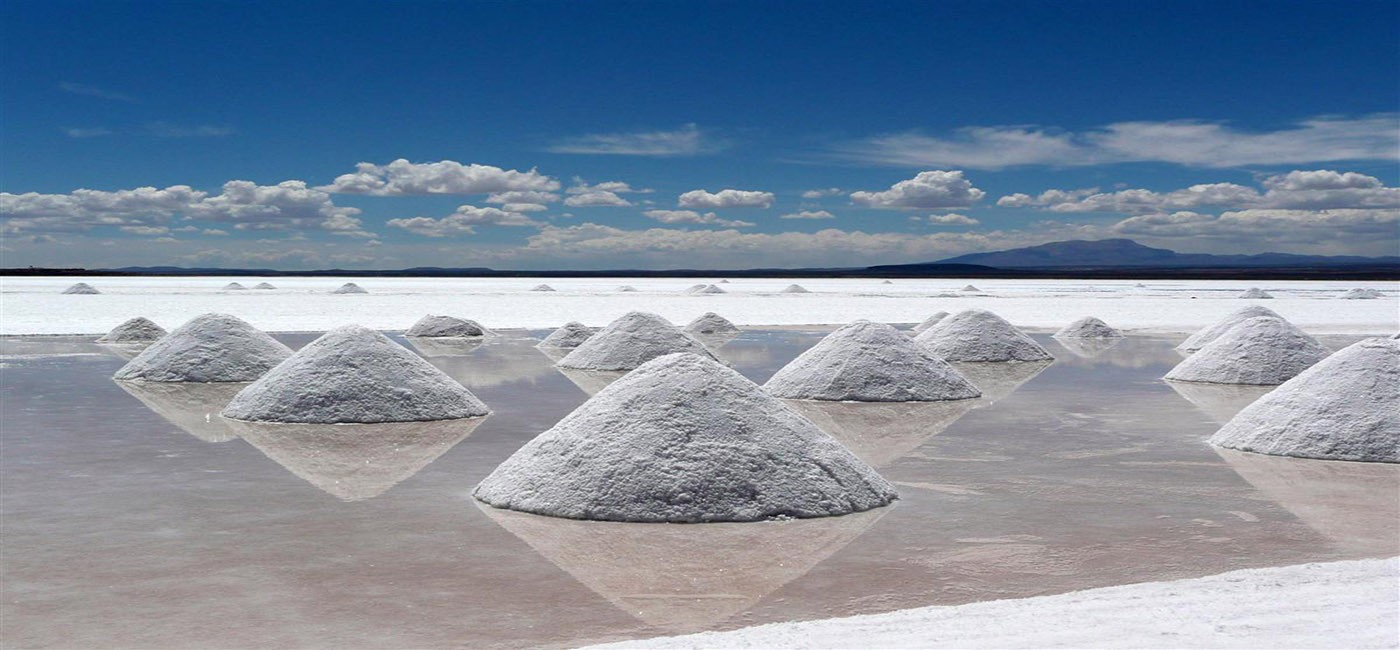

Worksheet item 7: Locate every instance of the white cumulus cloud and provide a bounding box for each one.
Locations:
[677,188,775,209]
[322,159,559,196]
[780,210,835,220]
[387,204,539,237]
[850,171,986,209]
[642,210,755,227]
[926,213,979,226]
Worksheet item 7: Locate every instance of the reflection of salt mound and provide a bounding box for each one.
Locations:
[222,325,490,423]
[476,353,897,522]
[1210,338,1398,462]
[1053,336,1122,359]
[404,336,483,358]
[62,282,100,294]
[686,284,725,295]
[1166,381,1276,425]
[114,313,292,382]
[557,311,717,370]
[1340,288,1382,299]
[405,314,489,338]
[97,317,166,343]
[915,309,1053,362]
[684,312,739,336]
[617,285,638,292]
[781,284,809,293]
[1177,305,1283,351]
[960,284,980,292]
[1165,317,1327,385]
[333,282,367,294]
[1238,287,1273,299]
[253,282,276,290]
[788,399,981,467]
[950,360,1051,403]
[530,284,556,292]
[556,367,629,396]
[229,417,483,501]
[1054,316,1122,339]
[115,380,249,443]
[477,504,883,633]
[765,321,980,402]
[223,282,247,290]
[538,321,596,348]
[912,312,949,333]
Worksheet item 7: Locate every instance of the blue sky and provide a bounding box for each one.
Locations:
[2,0,1397,270]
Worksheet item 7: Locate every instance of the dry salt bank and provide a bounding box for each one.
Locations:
[915,309,1053,362]
[781,284,810,293]
[113,313,292,383]
[333,282,367,294]
[960,284,980,292]
[765,320,980,402]
[1053,316,1123,339]
[1165,317,1329,385]
[1238,287,1274,299]
[556,311,717,371]
[223,282,248,290]
[405,314,490,338]
[62,282,99,294]
[96,317,166,343]
[1210,337,1399,463]
[684,312,740,336]
[530,284,556,292]
[686,284,725,295]
[1177,305,1284,351]
[537,321,596,349]
[474,353,897,522]
[911,312,949,333]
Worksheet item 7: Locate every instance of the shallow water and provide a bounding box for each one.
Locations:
[2,330,1396,648]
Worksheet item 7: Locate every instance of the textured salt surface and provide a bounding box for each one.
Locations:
[113,313,292,383]
[685,312,740,335]
[1177,305,1285,351]
[1239,287,1274,299]
[556,311,718,370]
[96,317,166,343]
[475,353,898,522]
[405,314,489,338]
[915,309,1053,362]
[1053,316,1123,339]
[781,284,809,293]
[62,282,99,294]
[764,321,980,402]
[1341,288,1382,299]
[253,282,276,290]
[221,324,490,423]
[1210,337,1399,462]
[1165,317,1329,385]
[687,284,726,295]
[531,284,556,292]
[538,321,597,348]
[223,282,247,290]
[333,282,367,294]
[912,312,949,333]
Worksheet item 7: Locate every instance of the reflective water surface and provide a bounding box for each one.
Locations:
[2,330,1395,648]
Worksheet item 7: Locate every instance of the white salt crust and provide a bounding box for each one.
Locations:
[781,284,810,293]
[1053,316,1123,339]
[538,321,597,348]
[1176,305,1285,351]
[223,282,247,290]
[914,309,1053,362]
[97,317,167,343]
[556,311,718,370]
[113,313,292,383]
[685,312,740,336]
[764,320,981,402]
[1165,316,1328,385]
[474,352,898,522]
[912,312,949,333]
[333,282,367,294]
[1239,287,1274,299]
[62,282,100,294]
[405,314,489,338]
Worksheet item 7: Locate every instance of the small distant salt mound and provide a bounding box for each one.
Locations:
[685,312,739,336]
[223,282,248,290]
[1165,317,1328,385]
[781,284,809,293]
[539,321,596,349]
[333,282,367,294]
[960,285,980,292]
[764,321,980,402]
[405,314,489,338]
[222,324,490,424]
[881,280,893,285]
[914,309,1053,362]
[1054,317,1123,339]
[557,311,717,370]
[1134,283,1148,288]
[1177,305,1284,351]
[62,282,100,294]
[474,353,897,522]
[912,312,949,333]
[97,317,167,343]
[1210,337,1398,462]
[718,279,731,284]
[687,284,726,295]
[1238,287,1273,299]
[253,282,276,290]
[1340,288,1382,299]
[531,284,556,292]
[114,313,292,383]
[617,285,638,292]
[685,283,707,293]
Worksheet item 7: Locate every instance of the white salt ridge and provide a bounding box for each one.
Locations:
[474,352,897,522]
[685,312,740,335]
[531,284,556,292]
[1053,316,1123,339]
[223,282,247,290]
[333,282,367,294]
[405,314,489,338]
[1210,337,1399,462]
[113,313,292,383]
[557,311,718,370]
[1340,288,1382,299]
[1165,316,1329,385]
[781,284,809,293]
[253,282,276,290]
[1177,305,1284,351]
[915,309,1053,362]
[538,321,596,348]
[764,320,980,402]
[1239,287,1274,299]
[687,284,726,295]
[62,282,99,294]
[97,317,167,343]
[221,324,490,423]
[960,285,980,292]
[911,311,949,333]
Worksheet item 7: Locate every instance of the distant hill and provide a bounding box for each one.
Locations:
[935,239,1400,268]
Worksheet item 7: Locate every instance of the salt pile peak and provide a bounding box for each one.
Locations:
[333,282,367,294]
[531,284,556,292]
[764,320,980,402]
[687,284,726,295]
[538,321,596,349]
[1177,305,1284,351]
[1054,316,1123,339]
[912,311,949,333]
[474,353,897,522]
[914,309,1053,362]
[253,282,276,290]
[223,282,247,290]
[221,324,490,424]
[113,313,292,382]
[1340,288,1382,299]
[1238,287,1274,299]
[405,314,489,338]
[1210,337,1399,462]
[960,285,980,292]
[781,284,810,293]
[62,282,99,294]
[97,317,167,343]
[685,312,739,336]
[1164,317,1328,385]
[556,311,717,370]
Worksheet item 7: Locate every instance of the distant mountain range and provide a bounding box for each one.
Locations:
[933,238,1400,268]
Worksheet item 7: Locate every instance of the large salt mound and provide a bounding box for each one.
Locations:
[1165,317,1328,385]
[113,313,292,383]
[223,282,247,290]
[556,311,717,370]
[1238,287,1274,299]
[221,324,490,423]
[333,282,367,294]
[475,353,897,522]
[685,312,739,336]
[781,284,809,293]
[911,312,949,333]
[764,321,980,402]
[686,284,725,295]
[1177,305,1284,351]
[405,314,489,338]
[530,284,556,292]
[1209,337,1398,462]
[62,282,100,294]
[914,309,1053,362]
[97,317,166,343]
[1054,316,1123,339]
[538,321,596,349]
[1340,288,1382,299]
[253,282,276,290]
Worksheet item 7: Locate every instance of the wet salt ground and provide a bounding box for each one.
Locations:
[2,330,1396,649]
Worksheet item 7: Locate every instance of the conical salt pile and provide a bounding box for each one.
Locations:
[223,282,247,290]
[97,317,167,343]
[684,283,707,293]
[1054,316,1123,339]
[1238,287,1273,299]
[530,284,556,292]
[1210,337,1398,462]
[556,311,717,370]
[617,285,638,292]
[718,279,731,284]
[764,321,980,402]
[912,311,949,333]
[475,353,897,522]
[222,325,490,423]
[1164,317,1328,385]
[332,282,367,294]
[1177,305,1284,351]
[685,312,739,336]
[114,313,292,382]
[405,314,489,338]
[1340,288,1382,299]
[781,284,809,293]
[881,279,893,284]
[960,284,980,292]
[253,282,276,290]
[62,282,99,294]
[538,321,596,349]
[914,309,1053,362]
[687,284,725,295]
